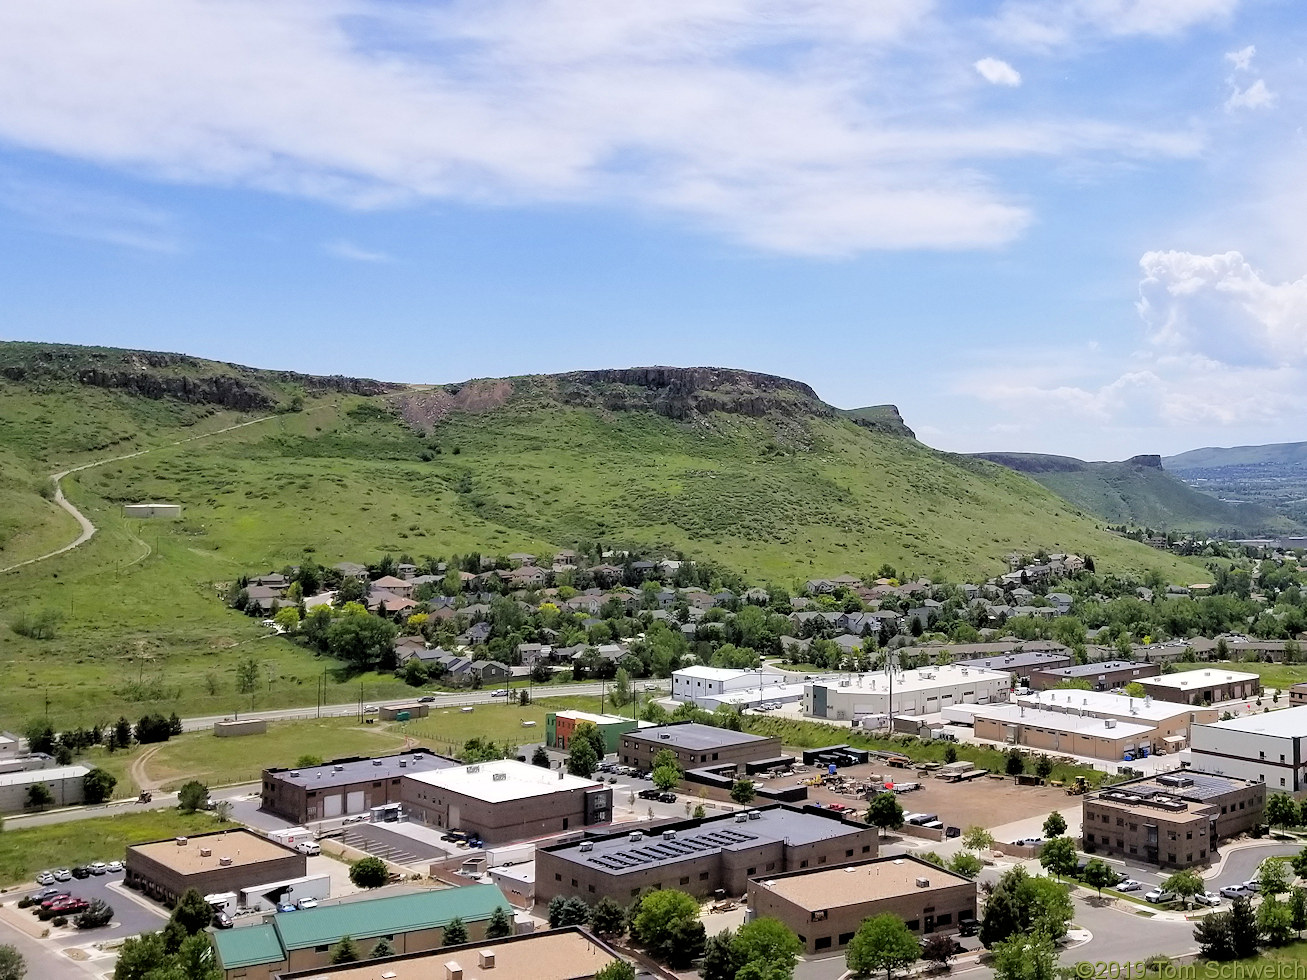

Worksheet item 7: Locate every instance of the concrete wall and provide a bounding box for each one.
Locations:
[126,849,305,907]
[1190,726,1305,792]
[123,503,181,518]
[214,719,268,737]
[1139,675,1261,706]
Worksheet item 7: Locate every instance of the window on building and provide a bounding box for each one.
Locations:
[818,856,827,865]
[316,946,329,953]
[815,937,832,951]
[588,884,595,893]
[747,867,756,875]
[862,846,871,853]
[632,888,640,897]
[572,879,578,887]
[1086,833,1095,844]
[938,913,952,925]
[700,872,710,881]
[1186,831,1192,840]
[839,932,856,945]
[800,860,809,868]
[1168,854,1176,863]
[767,862,776,871]
[556,874,562,881]
[1129,846,1137,855]
[846,849,854,857]
[680,877,690,885]
[906,920,919,931]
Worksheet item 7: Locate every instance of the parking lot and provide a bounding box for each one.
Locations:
[7,871,168,946]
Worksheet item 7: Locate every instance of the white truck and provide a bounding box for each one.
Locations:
[268,827,315,849]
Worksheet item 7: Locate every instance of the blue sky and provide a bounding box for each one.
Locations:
[0,0,1304,459]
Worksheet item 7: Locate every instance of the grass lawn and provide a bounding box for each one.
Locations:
[394,694,617,757]
[1172,660,1307,694]
[0,809,234,889]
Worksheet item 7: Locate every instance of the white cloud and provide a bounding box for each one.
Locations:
[0,0,1202,256]
[323,240,392,263]
[991,0,1240,49]
[1225,78,1275,111]
[960,251,1307,436]
[0,173,177,251]
[974,57,1022,87]
[1225,44,1255,71]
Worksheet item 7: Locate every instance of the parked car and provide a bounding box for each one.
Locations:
[38,893,72,911]
[638,788,661,800]
[958,916,980,936]
[296,841,321,855]
[71,866,91,879]
[1116,879,1142,892]
[607,776,617,784]
[277,904,297,913]
[1195,892,1223,907]
[1220,884,1253,899]
[296,898,318,909]
[35,872,55,886]
[53,869,72,882]
[491,689,510,698]
[31,888,61,902]
[89,862,108,876]
[214,912,233,929]
[1243,880,1262,893]
[1144,889,1176,904]
[363,705,378,714]
[658,793,677,804]
[50,898,89,916]
[106,861,124,873]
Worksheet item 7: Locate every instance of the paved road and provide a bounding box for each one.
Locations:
[178,681,664,732]
[0,414,277,575]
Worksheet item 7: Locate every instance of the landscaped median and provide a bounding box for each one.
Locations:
[0,809,233,888]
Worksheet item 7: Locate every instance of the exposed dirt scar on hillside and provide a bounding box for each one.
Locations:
[393,380,513,432]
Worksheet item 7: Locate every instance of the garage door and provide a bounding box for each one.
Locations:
[346,791,365,813]
[323,794,343,818]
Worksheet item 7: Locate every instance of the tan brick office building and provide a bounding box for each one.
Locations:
[747,855,977,954]
[536,805,878,905]
[261,748,456,824]
[1082,770,1264,869]
[402,760,612,844]
[126,829,305,906]
[1138,669,1260,706]
[618,723,782,772]
[1028,660,1160,692]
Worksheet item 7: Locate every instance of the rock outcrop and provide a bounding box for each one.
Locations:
[553,366,830,420]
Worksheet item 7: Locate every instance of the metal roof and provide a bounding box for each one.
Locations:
[626,722,770,751]
[212,923,285,969]
[266,749,456,790]
[273,885,510,948]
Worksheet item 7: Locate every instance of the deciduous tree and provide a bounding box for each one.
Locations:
[846,913,920,980]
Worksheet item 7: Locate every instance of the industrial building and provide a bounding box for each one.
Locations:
[213,884,515,980]
[618,723,783,772]
[746,855,977,954]
[536,804,879,905]
[1013,689,1217,753]
[1138,669,1261,706]
[804,664,1010,721]
[273,928,623,980]
[401,760,612,844]
[1028,660,1160,692]
[672,665,798,708]
[545,710,640,754]
[970,702,1155,761]
[0,764,89,813]
[125,830,306,907]
[261,748,456,824]
[1190,706,1307,792]
[1082,770,1265,869]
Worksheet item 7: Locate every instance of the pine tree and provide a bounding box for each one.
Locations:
[331,936,360,964]
[442,917,468,947]
[485,906,513,940]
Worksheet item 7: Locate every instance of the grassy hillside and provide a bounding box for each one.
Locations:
[973,451,1297,535]
[0,343,1209,729]
[1166,442,1307,471]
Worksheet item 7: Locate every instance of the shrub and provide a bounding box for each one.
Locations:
[51,915,67,927]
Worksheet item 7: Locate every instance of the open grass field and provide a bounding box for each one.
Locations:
[392,693,618,756]
[0,342,1211,727]
[0,809,234,889]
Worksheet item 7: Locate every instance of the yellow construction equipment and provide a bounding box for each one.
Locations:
[1065,775,1089,796]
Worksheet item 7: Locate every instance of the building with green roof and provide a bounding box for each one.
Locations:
[213,884,514,980]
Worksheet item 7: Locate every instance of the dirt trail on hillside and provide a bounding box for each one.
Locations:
[0,414,278,575]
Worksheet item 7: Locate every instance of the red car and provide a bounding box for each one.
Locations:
[38,893,71,911]
[49,898,89,915]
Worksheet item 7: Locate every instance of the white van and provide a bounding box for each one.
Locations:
[295,841,321,856]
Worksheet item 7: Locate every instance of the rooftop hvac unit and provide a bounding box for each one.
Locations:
[629,831,644,842]
[199,848,212,857]
[493,773,508,782]
[176,837,188,846]
[660,733,671,740]
[468,765,481,773]
[373,759,383,766]
[735,812,749,823]
[748,810,761,820]
[333,766,344,773]
[579,842,594,852]
[289,771,299,777]
[915,877,930,888]
[1105,719,1116,728]
[478,950,496,969]
[663,830,677,840]
[219,857,232,867]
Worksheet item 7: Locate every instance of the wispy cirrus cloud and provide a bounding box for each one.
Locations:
[0,1,1207,256]
[323,239,392,263]
[0,172,178,251]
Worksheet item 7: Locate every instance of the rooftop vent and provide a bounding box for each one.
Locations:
[199,847,212,857]
[373,759,383,766]
[629,831,644,842]
[445,962,463,980]
[333,765,344,773]
[660,733,671,740]
[399,759,408,767]
[468,765,481,773]
[289,771,299,777]
[493,773,508,782]
[175,837,188,846]
[748,810,761,820]
[382,973,398,980]
[735,812,749,823]
[479,950,496,969]
[915,877,930,888]
[219,857,233,867]
[663,830,677,840]
[1105,719,1117,729]
[579,842,594,852]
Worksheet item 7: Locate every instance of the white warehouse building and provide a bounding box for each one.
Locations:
[1189,706,1307,793]
[672,665,796,709]
[804,664,1010,721]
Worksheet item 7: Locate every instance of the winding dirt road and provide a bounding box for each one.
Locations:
[1,414,276,575]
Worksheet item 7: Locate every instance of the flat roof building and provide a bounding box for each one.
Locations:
[971,702,1155,761]
[1014,689,1217,752]
[673,665,791,708]
[401,760,612,844]
[214,883,515,980]
[1191,706,1307,792]
[0,764,89,814]
[747,855,977,954]
[126,829,305,907]
[1139,669,1261,706]
[537,804,879,905]
[953,649,1074,677]
[273,927,622,980]
[1029,660,1160,692]
[805,664,1010,721]
[262,748,456,824]
[1082,770,1264,870]
[619,723,782,772]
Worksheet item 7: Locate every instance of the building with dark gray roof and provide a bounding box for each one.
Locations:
[537,804,879,904]
[262,748,457,824]
[618,722,781,772]
[953,649,1073,676]
[1029,660,1159,691]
